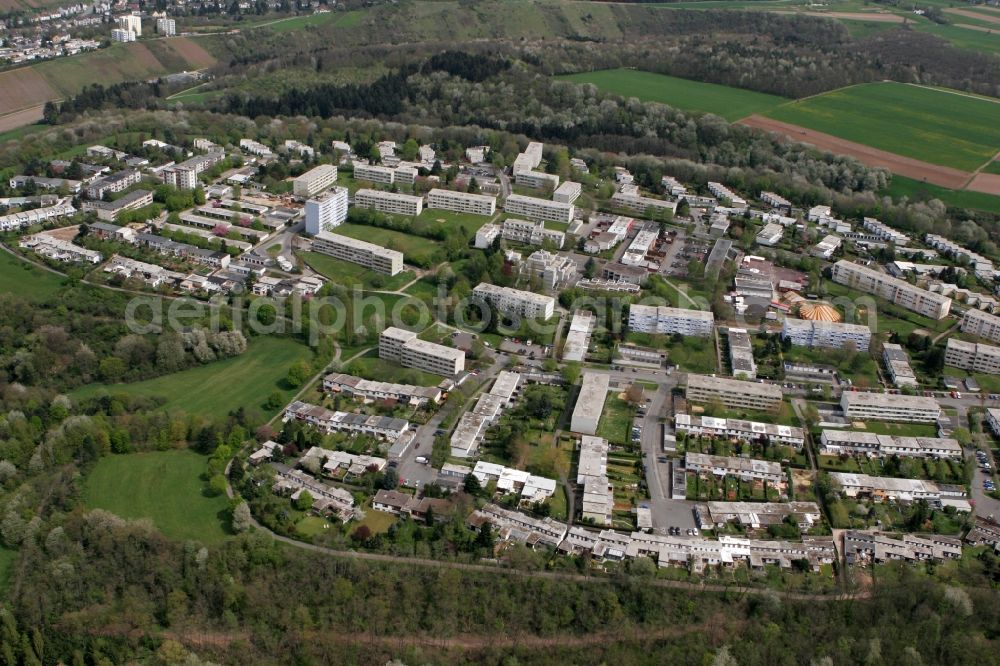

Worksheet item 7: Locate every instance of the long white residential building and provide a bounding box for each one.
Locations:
[829,472,952,502]
[819,430,962,459]
[501,218,565,248]
[426,188,497,216]
[944,338,1000,375]
[674,414,805,448]
[627,304,714,337]
[515,170,559,190]
[925,233,996,278]
[378,326,466,376]
[472,283,555,319]
[450,371,522,457]
[553,181,582,204]
[570,372,610,435]
[352,163,396,185]
[322,373,442,406]
[685,452,783,484]
[354,188,424,217]
[882,343,917,388]
[504,194,574,224]
[284,401,410,440]
[311,230,404,275]
[577,435,613,525]
[293,164,338,198]
[304,187,349,235]
[781,318,871,352]
[707,182,747,208]
[831,260,951,319]
[960,308,1000,345]
[686,374,783,412]
[611,190,678,216]
[562,311,595,362]
[160,151,226,190]
[840,391,940,423]
[0,199,76,231]
[862,217,910,246]
[844,531,961,566]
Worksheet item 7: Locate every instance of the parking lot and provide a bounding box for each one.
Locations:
[661,232,709,278]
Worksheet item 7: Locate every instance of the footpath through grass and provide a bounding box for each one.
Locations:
[83,449,231,544]
[764,82,1000,171]
[72,336,312,418]
[556,68,789,122]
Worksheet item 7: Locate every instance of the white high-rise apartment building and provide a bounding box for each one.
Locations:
[379,327,465,376]
[304,187,349,235]
[156,17,176,36]
[961,308,1000,345]
[116,13,141,36]
[111,28,135,42]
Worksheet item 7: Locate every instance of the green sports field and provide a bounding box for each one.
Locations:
[83,449,231,544]
[764,82,1000,172]
[556,68,789,121]
[72,336,312,418]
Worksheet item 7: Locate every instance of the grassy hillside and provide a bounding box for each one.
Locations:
[72,335,311,418]
[83,450,231,544]
[0,250,67,300]
[557,68,788,121]
[764,82,1000,171]
[0,38,217,118]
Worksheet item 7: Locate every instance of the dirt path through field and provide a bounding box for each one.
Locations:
[771,10,906,22]
[0,104,46,133]
[738,115,972,188]
[953,23,1000,34]
[945,7,1000,25]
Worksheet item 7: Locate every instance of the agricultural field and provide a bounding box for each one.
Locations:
[763,82,1000,172]
[556,68,788,122]
[299,251,416,291]
[332,223,441,266]
[72,336,312,418]
[0,38,216,119]
[881,175,1000,215]
[0,250,67,300]
[83,449,231,544]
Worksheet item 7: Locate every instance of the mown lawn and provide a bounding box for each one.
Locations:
[345,351,445,387]
[83,449,231,544]
[764,82,1000,171]
[415,208,493,236]
[331,223,441,266]
[300,251,416,291]
[0,250,66,300]
[557,68,789,122]
[72,336,312,418]
[597,393,634,446]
